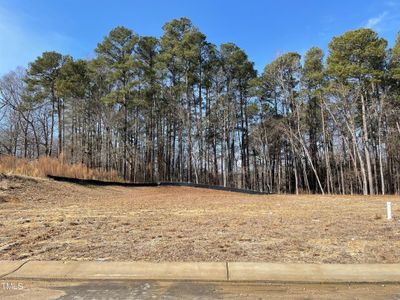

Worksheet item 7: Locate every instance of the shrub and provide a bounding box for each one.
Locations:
[0,154,122,182]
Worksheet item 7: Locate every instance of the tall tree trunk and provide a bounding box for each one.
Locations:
[361,93,374,195]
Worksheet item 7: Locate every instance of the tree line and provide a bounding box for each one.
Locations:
[1,17,399,194]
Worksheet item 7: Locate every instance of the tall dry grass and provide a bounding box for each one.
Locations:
[0,154,122,182]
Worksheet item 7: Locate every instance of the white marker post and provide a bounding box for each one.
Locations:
[387,202,392,220]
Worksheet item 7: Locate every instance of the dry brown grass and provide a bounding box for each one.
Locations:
[0,174,399,263]
[0,154,122,181]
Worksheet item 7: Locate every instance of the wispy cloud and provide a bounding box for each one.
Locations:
[385,1,400,8]
[0,5,73,75]
[362,7,400,36]
[365,12,388,29]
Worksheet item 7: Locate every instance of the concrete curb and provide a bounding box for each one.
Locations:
[228,263,400,283]
[1,261,400,283]
[0,261,26,278]
[2,261,226,281]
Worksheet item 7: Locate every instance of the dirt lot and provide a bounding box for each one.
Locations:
[0,174,399,263]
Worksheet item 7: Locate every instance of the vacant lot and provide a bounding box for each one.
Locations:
[0,174,399,263]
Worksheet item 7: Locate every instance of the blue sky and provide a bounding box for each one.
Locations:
[0,0,399,75]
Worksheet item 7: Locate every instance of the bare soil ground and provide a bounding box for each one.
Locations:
[0,174,399,263]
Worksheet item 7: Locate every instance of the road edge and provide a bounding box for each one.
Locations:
[1,261,400,283]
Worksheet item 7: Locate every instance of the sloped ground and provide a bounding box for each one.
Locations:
[0,174,399,263]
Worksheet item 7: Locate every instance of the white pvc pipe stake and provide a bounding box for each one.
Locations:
[387,202,392,220]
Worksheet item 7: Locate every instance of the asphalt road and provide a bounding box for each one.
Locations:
[1,279,400,299]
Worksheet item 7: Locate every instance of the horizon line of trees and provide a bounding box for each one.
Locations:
[1,17,400,195]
